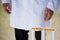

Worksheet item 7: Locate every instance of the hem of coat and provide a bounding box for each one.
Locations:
[10,24,52,31]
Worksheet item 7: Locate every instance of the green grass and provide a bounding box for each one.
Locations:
[0,1,15,40]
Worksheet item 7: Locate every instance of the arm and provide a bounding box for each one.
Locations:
[2,0,11,14]
[44,0,58,21]
[47,0,59,12]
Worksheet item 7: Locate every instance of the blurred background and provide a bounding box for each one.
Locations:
[0,0,60,40]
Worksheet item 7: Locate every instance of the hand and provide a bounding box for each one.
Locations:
[44,8,54,21]
[2,3,11,14]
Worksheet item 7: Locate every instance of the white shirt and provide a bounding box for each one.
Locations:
[2,0,59,30]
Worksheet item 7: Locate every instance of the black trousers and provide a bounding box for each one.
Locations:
[35,31,41,40]
[15,28,41,40]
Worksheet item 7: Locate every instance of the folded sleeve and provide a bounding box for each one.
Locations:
[2,0,11,3]
[47,0,60,12]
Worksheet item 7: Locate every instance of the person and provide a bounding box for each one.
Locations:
[2,0,59,40]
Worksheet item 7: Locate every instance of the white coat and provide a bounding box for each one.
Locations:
[2,0,59,30]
